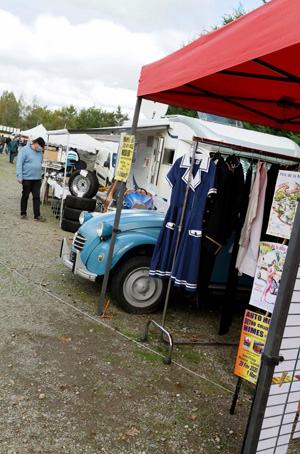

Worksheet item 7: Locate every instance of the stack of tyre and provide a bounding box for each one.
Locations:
[61,169,99,233]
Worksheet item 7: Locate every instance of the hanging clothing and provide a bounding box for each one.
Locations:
[261,163,280,241]
[219,163,254,335]
[197,157,244,303]
[203,156,244,255]
[149,152,217,291]
[236,162,268,277]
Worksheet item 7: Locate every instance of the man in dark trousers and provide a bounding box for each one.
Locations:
[16,137,46,221]
[7,136,19,163]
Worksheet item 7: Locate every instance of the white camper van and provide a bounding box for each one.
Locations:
[94,141,119,187]
[91,115,300,198]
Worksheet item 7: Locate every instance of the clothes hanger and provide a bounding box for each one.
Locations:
[226,151,240,170]
[211,147,221,162]
[194,145,210,157]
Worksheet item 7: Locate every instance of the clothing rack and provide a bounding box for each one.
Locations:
[194,136,300,166]
[140,137,238,364]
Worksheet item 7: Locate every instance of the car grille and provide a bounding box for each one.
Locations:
[72,231,86,251]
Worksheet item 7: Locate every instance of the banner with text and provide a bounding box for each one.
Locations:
[234,310,271,384]
[115,135,135,182]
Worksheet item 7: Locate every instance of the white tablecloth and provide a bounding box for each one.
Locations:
[47,178,70,200]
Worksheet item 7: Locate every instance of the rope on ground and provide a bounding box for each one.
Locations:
[0,260,252,404]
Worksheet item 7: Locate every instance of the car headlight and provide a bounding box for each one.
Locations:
[97,221,113,239]
[79,211,93,224]
[97,221,104,237]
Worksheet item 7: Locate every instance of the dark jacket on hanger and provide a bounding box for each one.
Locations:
[202,156,244,254]
[198,157,245,303]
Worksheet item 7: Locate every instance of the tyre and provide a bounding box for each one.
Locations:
[111,256,166,314]
[61,217,81,233]
[65,195,96,211]
[63,206,84,222]
[69,169,99,198]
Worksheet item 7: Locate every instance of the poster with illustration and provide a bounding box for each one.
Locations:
[249,242,288,313]
[234,310,270,384]
[267,170,300,239]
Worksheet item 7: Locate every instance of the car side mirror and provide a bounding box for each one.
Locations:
[104,160,110,168]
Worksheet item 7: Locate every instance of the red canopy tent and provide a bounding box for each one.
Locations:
[136,1,300,453]
[137,0,300,133]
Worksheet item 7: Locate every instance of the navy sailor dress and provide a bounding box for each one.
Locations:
[149,152,217,291]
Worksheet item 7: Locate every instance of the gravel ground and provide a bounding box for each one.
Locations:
[1,154,299,454]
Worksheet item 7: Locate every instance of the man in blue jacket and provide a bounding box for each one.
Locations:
[16,137,46,221]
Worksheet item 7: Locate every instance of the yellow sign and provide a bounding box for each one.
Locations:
[234,310,271,384]
[115,135,135,182]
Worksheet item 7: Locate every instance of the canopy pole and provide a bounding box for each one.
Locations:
[42,135,50,206]
[241,199,300,453]
[97,97,142,316]
[59,133,70,228]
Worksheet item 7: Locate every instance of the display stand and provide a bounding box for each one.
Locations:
[43,129,71,227]
[140,137,238,364]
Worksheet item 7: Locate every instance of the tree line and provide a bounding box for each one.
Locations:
[0,90,129,131]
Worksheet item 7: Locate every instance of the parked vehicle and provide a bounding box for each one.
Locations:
[94,142,118,187]
[90,114,300,200]
[60,114,300,312]
[60,209,167,313]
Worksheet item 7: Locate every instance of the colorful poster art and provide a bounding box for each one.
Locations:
[249,242,288,313]
[267,170,300,239]
[234,310,271,384]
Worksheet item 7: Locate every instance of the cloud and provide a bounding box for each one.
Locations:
[0,0,263,115]
[0,9,171,112]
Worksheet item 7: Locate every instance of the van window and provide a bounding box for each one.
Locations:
[112,153,117,168]
[162,148,175,165]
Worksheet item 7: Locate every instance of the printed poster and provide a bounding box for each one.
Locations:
[249,242,288,313]
[234,310,271,384]
[267,170,300,239]
[115,135,135,182]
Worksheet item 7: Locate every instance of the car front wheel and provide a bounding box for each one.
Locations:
[112,256,166,314]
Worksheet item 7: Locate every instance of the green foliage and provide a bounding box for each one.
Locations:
[243,122,300,146]
[0,91,20,127]
[166,105,198,118]
[222,3,246,25]
[0,91,129,131]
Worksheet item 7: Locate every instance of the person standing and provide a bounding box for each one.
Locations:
[7,136,19,163]
[4,136,11,154]
[16,137,46,221]
[0,135,4,153]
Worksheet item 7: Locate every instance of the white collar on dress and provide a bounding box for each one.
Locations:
[180,152,211,191]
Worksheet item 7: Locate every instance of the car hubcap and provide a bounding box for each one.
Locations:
[72,175,90,197]
[124,266,163,308]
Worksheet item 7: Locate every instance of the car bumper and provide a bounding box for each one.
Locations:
[60,238,98,282]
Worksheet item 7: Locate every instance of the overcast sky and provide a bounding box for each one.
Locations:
[0,0,265,118]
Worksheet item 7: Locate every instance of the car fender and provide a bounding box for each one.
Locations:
[85,231,158,276]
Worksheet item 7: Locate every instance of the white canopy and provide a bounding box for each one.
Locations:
[20,124,48,141]
[46,129,100,155]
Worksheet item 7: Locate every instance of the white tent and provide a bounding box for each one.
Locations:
[46,129,100,154]
[20,124,48,141]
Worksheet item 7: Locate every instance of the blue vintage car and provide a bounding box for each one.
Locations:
[60,208,253,314]
[60,209,168,313]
